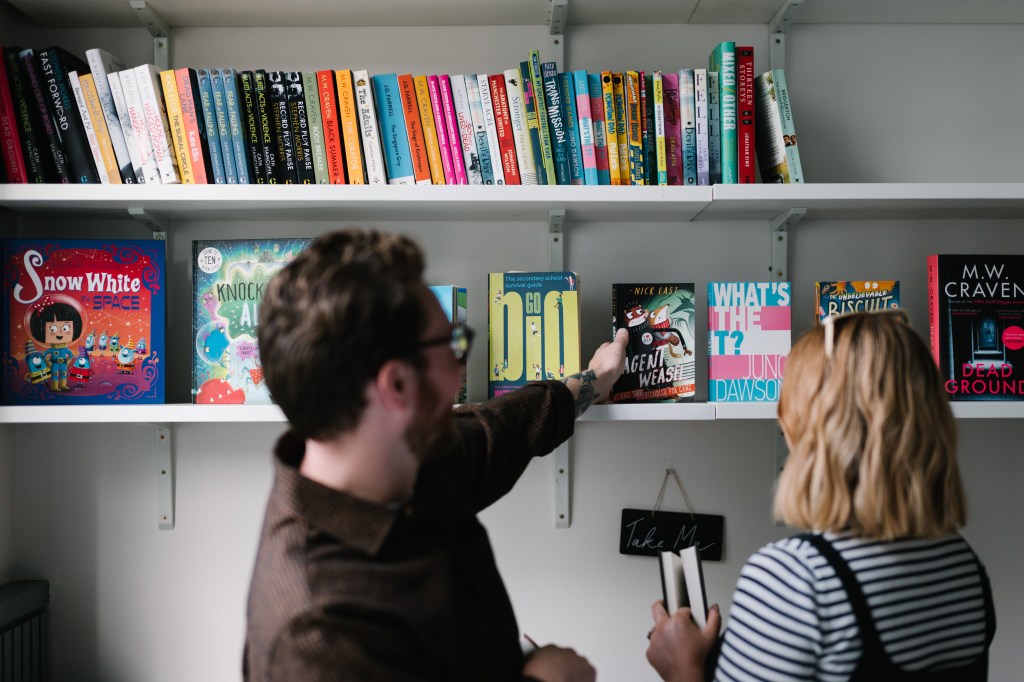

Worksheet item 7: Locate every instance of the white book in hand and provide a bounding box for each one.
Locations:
[659,545,708,628]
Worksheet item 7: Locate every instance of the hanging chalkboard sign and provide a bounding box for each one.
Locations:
[619,508,724,561]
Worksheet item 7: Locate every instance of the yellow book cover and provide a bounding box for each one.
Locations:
[601,72,621,186]
[78,73,121,184]
[414,75,446,184]
[159,69,195,184]
[611,73,629,184]
[625,71,644,185]
[334,69,365,184]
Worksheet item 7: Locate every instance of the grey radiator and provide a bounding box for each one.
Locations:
[0,582,49,682]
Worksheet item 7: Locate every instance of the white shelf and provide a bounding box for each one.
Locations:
[579,403,717,421]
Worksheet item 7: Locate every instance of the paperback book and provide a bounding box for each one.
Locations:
[815,280,900,322]
[2,238,165,404]
[659,546,709,628]
[429,285,468,403]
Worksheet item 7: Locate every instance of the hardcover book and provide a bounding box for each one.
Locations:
[815,280,900,322]
[488,271,580,399]
[2,238,165,405]
[708,281,791,402]
[192,238,312,405]
[928,255,1024,401]
[429,285,468,404]
[611,283,696,403]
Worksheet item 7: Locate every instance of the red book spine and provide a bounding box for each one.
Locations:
[317,70,346,184]
[397,73,431,184]
[736,46,756,184]
[0,54,28,183]
[438,75,468,185]
[928,254,941,366]
[488,74,520,185]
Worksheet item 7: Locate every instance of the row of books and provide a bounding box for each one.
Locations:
[6,240,1010,406]
[0,42,804,186]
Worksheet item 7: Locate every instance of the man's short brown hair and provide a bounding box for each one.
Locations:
[259,229,426,441]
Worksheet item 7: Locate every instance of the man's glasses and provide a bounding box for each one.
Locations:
[821,309,909,358]
[410,324,474,364]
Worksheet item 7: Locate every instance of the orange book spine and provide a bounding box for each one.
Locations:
[79,73,121,184]
[414,75,445,184]
[175,68,208,183]
[317,69,346,184]
[397,74,431,184]
[159,69,195,183]
[334,69,365,184]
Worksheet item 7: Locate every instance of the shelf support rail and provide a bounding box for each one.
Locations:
[548,0,567,67]
[549,207,570,528]
[769,0,804,72]
[769,207,804,282]
[130,0,171,71]
[549,209,565,271]
[147,423,175,530]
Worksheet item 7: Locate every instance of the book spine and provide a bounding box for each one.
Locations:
[528,50,557,184]
[78,73,122,183]
[335,70,364,184]
[39,48,99,183]
[503,68,535,185]
[653,71,667,186]
[68,70,110,183]
[641,72,653,184]
[679,69,696,186]
[179,68,213,183]
[135,63,180,184]
[693,68,709,186]
[85,47,136,182]
[927,255,940,367]
[518,61,546,185]
[352,69,386,185]
[540,63,569,185]
[611,73,629,184]
[118,68,161,184]
[19,49,70,182]
[426,74,455,184]
[286,72,315,184]
[601,72,621,185]
[4,47,53,182]
[662,72,682,186]
[253,70,279,183]
[211,68,238,183]
[572,70,597,186]
[196,68,225,184]
[772,69,804,183]
[735,46,756,184]
[370,73,414,185]
[707,70,722,184]
[587,73,609,185]
[559,71,584,185]
[0,48,28,182]
[476,74,505,185]
[104,70,142,183]
[488,73,520,185]
[316,69,345,184]
[220,68,252,183]
[465,75,497,184]
[624,71,643,185]
[239,70,268,183]
[415,74,446,184]
[159,69,194,183]
[437,75,468,185]
[449,74,481,185]
[300,72,328,184]
[754,71,789,183]
[267,71,296,183]
[710,41,738,183]
[398,74,431,185]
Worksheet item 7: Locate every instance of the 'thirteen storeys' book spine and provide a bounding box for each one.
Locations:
[693,68,709,186]
[220,68,252,183]
[210,67,238,183]
[0,46,29,182]
[302,72,329,184]
[465,74,497,185]
[286,72,315,184]
[267,71,297,184]
[517,61,545,185]
[352,69,387,185]
[449,74,481,185]
[134,63,180,184]
[196,68,227,184]
[487,73,520,185]
[397,74,432,185]
[335,70,365,184]
[662,71,683,186]
[709,41,737,184]
[587,73,610,185]
[540,62,569,185]
[573,70,597,186]
[117,67,161,184]
[476,74,505,185]
[253,70,279,183]
[370,73,414,185]
[437,74,468,185]
[426,74,455,184]
[316,69,345,184]
[85,47,136,182]
[19,49,70,182]
[414,74,446,184]
[772,69,804,183]
[238,70,268,183]
[678,68,696,186]
[37,47,99,183]
[502,68,536,185]
[735,46,756,184]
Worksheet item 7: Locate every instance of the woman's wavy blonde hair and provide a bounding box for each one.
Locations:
[774,311,966,539]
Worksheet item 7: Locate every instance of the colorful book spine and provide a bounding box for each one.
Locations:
[753,70,790,184]
[426,75,456,184]
[335,69,364,184]
[624,71,643,185]
[559,71,584,185]
[476,74,505,185]
[37,47,99,183]
[693,68,709,186]
[177,68,213,184]
[316,69,345,184]
[772,69,804,183]
[464,74,496,184]
[503,68,536,185]
[662,72,682,186]
[397,74,432,185]
[488,73,520,185]
[267,71,296,183]
[370,73,414,185]
[518,61,546,185]
[134,63,179,184]
[708,281,791,402]
[118,67,161,184]
[540,62,569,185]
[238,70,268,183]
[211,68,239,183]
[572,70,597,186]
[84,48,136,183]
[601,72,620,185]
[159,68,193,183]
[641,72,653,184]
[707,71,721,184]
[437,74,468,185]
[735,46,755,184]
[197,68,226,184]
[0,49,28,182]
[709,41,738,184]
[2,47,49,183]
[76,72,121,184]
[220,68,252,183]
[429,285,469,403]
[20,49,71,182]
[679,69,697,186]
[67,71,109,183]
[528,51,557,184]
[352,69,386,185]
[414,75,446,184]
[611,72,629,184]
[253,70,279,183]
[587,73,610,185]
[449,74,482,185]
[285,72,314,184]
[299,72,327,184]
[653,71,667,186]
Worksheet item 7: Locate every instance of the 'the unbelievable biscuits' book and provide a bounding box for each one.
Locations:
[815,280,900,322]
[611,283,696,403]
[708,281,791,402]
[488,271,580,399]
[928,254,1024,401]
[2,238,165,404]
[192,238,311,404]
[429,285,468,404]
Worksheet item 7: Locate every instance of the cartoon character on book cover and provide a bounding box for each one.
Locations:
[816,280,900,322]
[611,283,696,402]
[192,238,311,404]
[488,271,580,398]
[708,281,790,402]
[2,239,165,404]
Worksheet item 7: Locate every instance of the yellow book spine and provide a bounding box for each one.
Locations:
[625,71,644,185]
[334,70,365,184]
[79,73,121,184]
[654,71,667,186]
[159,69,194,184]
[414,75,445,184]
[601,72,621,186]
[611,73,629,184]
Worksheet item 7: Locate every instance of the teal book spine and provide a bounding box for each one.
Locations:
[540,62,570,185]
[196,68,227,184]
[559,72,584,185]
[210,67,238,183]
[220,68,252,183]
[709,41,737,183]
[772,69,804,183]
[369,73,414,184]
[586,73,609,185]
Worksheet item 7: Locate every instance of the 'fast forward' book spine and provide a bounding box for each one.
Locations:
[84,47,136,182]
[370,73,414,184]
[38,47,99,183]
[352,69,387,185]
[210,67,238,183]
[220,68,252,183]
[503,68,536,185]
[19,49,70,182]
[302,71,329,184]
[735,46,756,184]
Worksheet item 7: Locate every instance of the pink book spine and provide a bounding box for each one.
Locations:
[427,75,455,184]
[438,75,468,185]
[589,86,609,180]
[575,83,597,179]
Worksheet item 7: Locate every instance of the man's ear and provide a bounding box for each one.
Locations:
[375,358,416,410]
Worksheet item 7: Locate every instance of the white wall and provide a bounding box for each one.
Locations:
[5,15,1024,682]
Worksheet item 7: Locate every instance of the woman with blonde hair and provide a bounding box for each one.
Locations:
[646,311,996,681]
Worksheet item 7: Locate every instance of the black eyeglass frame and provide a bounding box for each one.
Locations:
[408,324,475,364]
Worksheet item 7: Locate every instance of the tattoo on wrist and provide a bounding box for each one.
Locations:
[564,369,599,418]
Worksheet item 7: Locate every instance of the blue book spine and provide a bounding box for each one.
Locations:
[196,68,227,184]
[464,75,495,184]
[560,72,584,185]
[220,68,252,184]
[519,61,547,185]
[210,68,238,183]
[679,69,697,186]
[540,62,570,185]
[587,73,610,185]
[370,73,414,184]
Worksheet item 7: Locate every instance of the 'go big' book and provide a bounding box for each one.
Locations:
[192,238,311,404]
[488,271,580,398]
[708,281,791,402]
[2,238,165,404]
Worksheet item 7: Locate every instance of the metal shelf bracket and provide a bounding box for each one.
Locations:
[130,0,171,70]
[769,207,804,282]
[769,0,804,72]
[147,423,174,530]
[127,207,169,233]
[554,442,571,528]
[549,208,565,271]
[548,0,567,66]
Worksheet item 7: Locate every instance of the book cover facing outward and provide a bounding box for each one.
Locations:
[2,238,165,405]
[611,283,696,403]
[815,280,900,323]
[708,281,790,402]
[488,271,580,399]
[429,285,468,404]
[929,254,1024,401]
[192,238,311,404]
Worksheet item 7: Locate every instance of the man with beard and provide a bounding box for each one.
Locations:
[244,229,627,682]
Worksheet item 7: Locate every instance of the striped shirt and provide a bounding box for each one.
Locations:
[713,531,992,682]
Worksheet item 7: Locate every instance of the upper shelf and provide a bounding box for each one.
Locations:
[4,183,1024,224]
